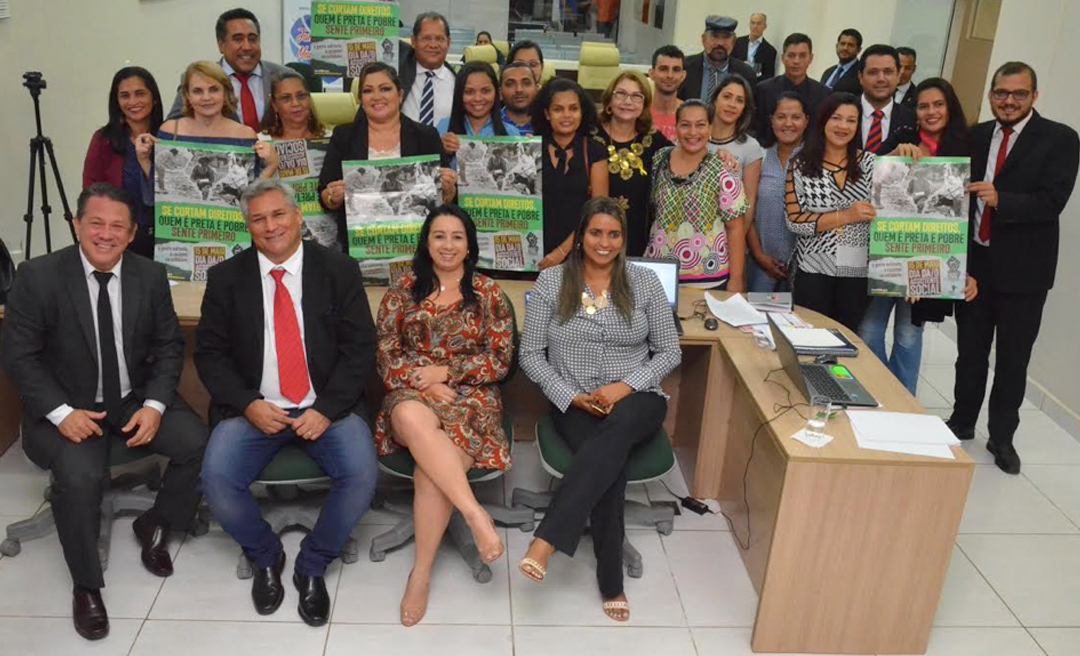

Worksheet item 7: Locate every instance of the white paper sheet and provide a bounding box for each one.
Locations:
[792,428,834,449]
[777,326,844,349]
[704,292,767,327]
[847,411,961,445]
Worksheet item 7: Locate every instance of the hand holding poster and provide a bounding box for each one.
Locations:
[270,137,339,250]
[455,136,544,272]
[309,1,399,78]
[868,156,970,299]
[344,155,440,283]
[153,140,257,281]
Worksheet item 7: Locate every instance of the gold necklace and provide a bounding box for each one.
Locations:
[439,278,461,293]
[581,290,610,315]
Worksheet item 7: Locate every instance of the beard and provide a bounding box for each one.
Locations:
[707,46,729,65]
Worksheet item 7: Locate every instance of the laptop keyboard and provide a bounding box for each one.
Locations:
[801,365,848,400]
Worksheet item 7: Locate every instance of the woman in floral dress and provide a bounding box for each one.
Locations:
[374,204,515,627]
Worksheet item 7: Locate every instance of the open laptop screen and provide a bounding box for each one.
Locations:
[629,257,679,310]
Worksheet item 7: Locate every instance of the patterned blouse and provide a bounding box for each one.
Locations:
[374,272,515,470]
[786,151,875,278]
[644,147,748,288]
[519,262,682,413]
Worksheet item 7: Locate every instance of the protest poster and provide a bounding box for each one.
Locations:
[271,137,339,250]
[309,1,399,78]
[153,140,256,281]
[455,136,544,272]
[344,155,440,283]
[868,156,970,300]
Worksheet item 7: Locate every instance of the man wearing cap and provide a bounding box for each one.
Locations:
[680,15,758,102]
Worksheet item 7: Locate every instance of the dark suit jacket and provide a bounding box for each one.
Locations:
[397,42,457,105]
[753,75,830,145]
[896,84,916,109]
[856,100,919,154]
[0,247,184,422]
[820,61,862,95]
[732,36,776,81]
[969,111,1080,293]
[194,241,377,422]
[166,59,292,122]
[678,53,758,102]
[317,113,445,250]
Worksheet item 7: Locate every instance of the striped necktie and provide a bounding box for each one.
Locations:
[418,71,436,126]
[865,110,884,153]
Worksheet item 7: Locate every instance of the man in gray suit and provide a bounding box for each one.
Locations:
[0,184,207,641]
[166,8,292,130]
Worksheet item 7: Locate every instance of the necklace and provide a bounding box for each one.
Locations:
[581,290,610,315]
[439,277,461,293]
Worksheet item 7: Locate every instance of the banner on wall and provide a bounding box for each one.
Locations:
[309,0,400,78]
[455,136,544,272]
[868,156,971,300]
[153,140,256,281]
[270,137,340,250]
[343,155,440,283]
[283,1,313,66]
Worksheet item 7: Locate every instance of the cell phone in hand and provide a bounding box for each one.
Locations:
[587,401,610,415]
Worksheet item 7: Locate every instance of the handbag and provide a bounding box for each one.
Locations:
[0,237,15,305]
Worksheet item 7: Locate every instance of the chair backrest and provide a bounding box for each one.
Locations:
[311,92,359,129]
[540,62,557,86]
[492,39,510,58]
[577,43,621,91]
[463,44,501,75]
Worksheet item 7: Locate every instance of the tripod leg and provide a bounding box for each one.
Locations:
[37,137,53,253]
[24,139,40,260]
[43,138,77,244]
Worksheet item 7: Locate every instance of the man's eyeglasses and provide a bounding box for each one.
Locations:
[991,89,1032,101]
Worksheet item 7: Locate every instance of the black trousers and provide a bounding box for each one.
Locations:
[951,245,1047,446]
[535,393,667,599]
[22,395,208,590]
[793,270,870,333]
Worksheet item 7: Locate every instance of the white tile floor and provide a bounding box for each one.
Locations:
[1,324,1078,655]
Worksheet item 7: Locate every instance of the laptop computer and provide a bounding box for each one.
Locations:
[768,315,877,407]
[629,257,682,335]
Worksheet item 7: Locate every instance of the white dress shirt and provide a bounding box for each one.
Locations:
[861,95,895,146]
[221,59,266,124]
[973,110,1034,246]
[747,37,763,64]
[257,246,316,409]
[401,63,454,126]
[46,251,165,426]
[894,81,912,104]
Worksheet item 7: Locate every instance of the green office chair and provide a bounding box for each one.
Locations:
[511,414,676,578]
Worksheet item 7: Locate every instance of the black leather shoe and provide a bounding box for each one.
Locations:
[251,550,286,615]
[73,586,109,641]
[987,440,1022,475]
[946,419,976,441]
[132,512,173,577]
[293,571,330,626]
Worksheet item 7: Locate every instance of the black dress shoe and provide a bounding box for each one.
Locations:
[252,550,287,615]
[132,512,173,577]
[987,440,1022,475]
[946,419,976,441]
[73,586,109,641]
[293,571,330,626]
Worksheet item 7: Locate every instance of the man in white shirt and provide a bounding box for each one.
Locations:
[0,184,208,641]
[732,13,777,80]
[895,47,917,107]
[399,12,456,127]
[855,44,917,154]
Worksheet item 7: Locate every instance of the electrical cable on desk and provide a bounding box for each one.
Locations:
[678,298,708,322]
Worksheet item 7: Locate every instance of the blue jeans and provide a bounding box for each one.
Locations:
[858,297,924,395]
[201,411,377,576]
[746,257,791,293]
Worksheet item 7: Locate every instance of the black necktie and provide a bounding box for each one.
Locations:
[92,271,122,417]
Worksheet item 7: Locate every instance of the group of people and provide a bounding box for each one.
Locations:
[6,4,1076,644]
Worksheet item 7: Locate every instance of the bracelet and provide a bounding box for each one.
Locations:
[556,245,566,257]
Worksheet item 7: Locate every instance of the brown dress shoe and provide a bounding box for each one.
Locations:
[73,586,109,640]
[133,512,174,577]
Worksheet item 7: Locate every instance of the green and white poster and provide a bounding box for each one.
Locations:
[343,155,440,283]
[309,0,399,78]
[455,136,543,271]
[869,156,970,299]
[271,137,339,250]
[153,140,256,281]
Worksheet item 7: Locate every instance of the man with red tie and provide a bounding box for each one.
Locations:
[855,44,918,155]
[196,179,378,625]
[166,8,292,130]
[947,62,1079,474]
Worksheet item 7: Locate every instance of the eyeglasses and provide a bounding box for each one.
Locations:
[991,89,1032,101]
[612,89,646,104]
[417,35,449,46]
[275,91,310,104]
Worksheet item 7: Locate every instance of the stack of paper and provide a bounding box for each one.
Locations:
[778,326,844,349]
[704,292,767,327]
[846,411,960,459]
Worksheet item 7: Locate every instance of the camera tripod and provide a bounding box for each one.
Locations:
[22,71,76,260]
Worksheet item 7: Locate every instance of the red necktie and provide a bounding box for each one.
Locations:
[233,72,260,132]
[270,268,310,405]
[979,126,1014,243]
[865,110,884,153]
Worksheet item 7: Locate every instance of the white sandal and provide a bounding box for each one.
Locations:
[518,557,547,583]
[602,599,630,622]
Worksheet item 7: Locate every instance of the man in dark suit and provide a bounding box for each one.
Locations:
[820,28,863,95]
[399,12,456,128]
[854,45,919,154]
[679,15,758,103]
[895,47,918,108]
[166,8,292,130]
[732,13,776,81]
[0,184,207,641]
[754,33,829,144]
[196,178,378,626]
[947,62,1080,474]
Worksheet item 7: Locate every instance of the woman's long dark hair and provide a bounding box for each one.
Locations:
[531,78,598,140]
[557,197,634,324]
[795,92,864,183]
[102,66,164,154]
[915,77,971,156]
[411,204,481,309]
[447,61,507,136]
